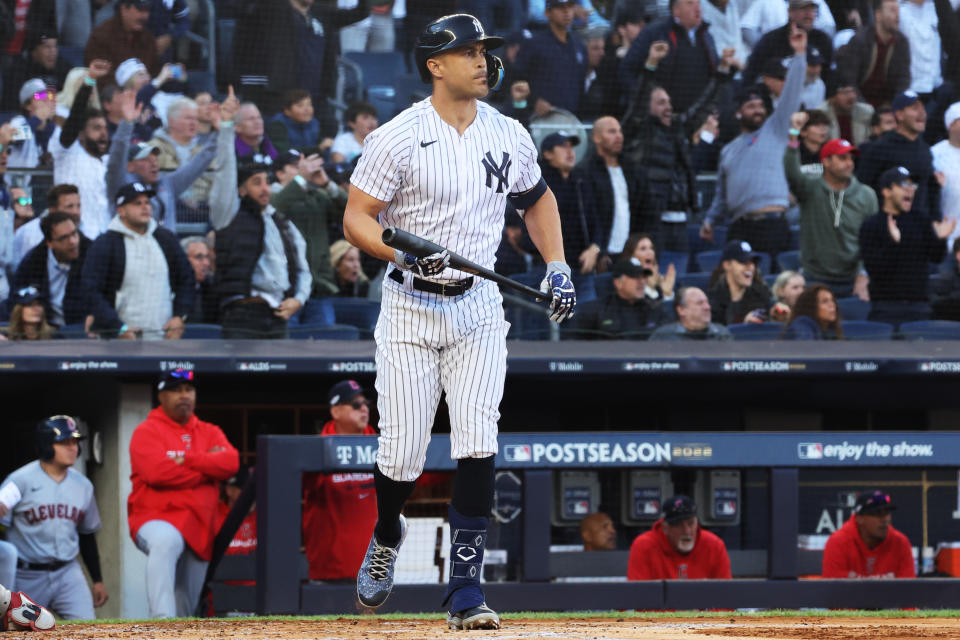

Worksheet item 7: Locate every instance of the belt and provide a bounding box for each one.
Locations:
[228,296,270,306]
[18,559,68,571]
[388,269,474,296]
[742,208,786,221]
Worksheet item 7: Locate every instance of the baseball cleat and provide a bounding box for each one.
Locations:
[446,603,501,630]
[356,514,407,608]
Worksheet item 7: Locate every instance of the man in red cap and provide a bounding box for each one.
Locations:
[627,495,731,580]
[822,490,915,578]
[785,113,878,299]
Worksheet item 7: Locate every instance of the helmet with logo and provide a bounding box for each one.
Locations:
[414,13,505,90]
[35,415,84,461]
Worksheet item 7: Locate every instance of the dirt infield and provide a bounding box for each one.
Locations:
[8,615,960,640]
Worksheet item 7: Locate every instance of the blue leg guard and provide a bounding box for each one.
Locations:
[441,505,488,612]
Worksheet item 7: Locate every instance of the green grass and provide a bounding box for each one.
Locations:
[57,609,960,625]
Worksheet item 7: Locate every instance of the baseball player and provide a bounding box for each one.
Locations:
[343,13,575,630]
[821,490,915,578]
[0,583,56,631]
[0,416,108,620]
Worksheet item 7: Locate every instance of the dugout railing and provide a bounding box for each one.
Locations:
[251,431,960,615]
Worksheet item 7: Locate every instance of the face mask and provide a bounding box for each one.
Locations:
[513,100,527,109]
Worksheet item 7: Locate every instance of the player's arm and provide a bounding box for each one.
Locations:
[522,188,566,265]
[78,533,108,606]
[343,186,396,263]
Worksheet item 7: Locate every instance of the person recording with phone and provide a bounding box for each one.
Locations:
[707,240,775,325]
[7,79,57,179]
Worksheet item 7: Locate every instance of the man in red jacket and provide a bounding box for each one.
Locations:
[822,490,915,578]
[627,495,732,580]
[128,369,239,618]
[302,380,378,582]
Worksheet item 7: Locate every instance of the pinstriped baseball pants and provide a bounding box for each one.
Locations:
[374,272,508,482]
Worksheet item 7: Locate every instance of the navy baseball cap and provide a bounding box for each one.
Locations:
[277,149,302,169]
[854,490,896,515]
[10,285,43,306]
[115,181,156,206]
[878,166,916,190]
[663,495,697,523]
[892,90,921,111]
[736,84,766,107]
[721,240,762,263]
[611,258,653,279]
[158,368,196,391]
[546,0,574,7]
[540,130,581,153]
[237,161,272,185]
[807,47,825,66]
[328,380,365,405]
[761,58,789,80]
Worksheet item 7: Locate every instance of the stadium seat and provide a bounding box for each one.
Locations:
[728,323,783,340]
[506,306,552,340]
[593,272,613,300]
[763,274,777,288]
[836,297,870,321]
[899,320,960,340]
[58,323,89,338]
[343,52,406,121]
[686,224,727,263]
[330,298,380,334]
[394,72,428,113]
[658,251,689,275]
[695,249,723,273]
[182,323,222,339]
[776,250,801,272]
[677,272,711,290]
[841,321,894,340]
[289,323,360,340]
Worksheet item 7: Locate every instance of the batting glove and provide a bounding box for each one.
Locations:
[540,261,576,323]
[395,249,451,277]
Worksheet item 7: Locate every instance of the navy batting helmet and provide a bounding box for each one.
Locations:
[35,415,84,461]
[414,14,505,90]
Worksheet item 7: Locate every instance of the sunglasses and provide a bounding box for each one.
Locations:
[15,197,31,206]
[348,399,370,410]
[15,286,38,297]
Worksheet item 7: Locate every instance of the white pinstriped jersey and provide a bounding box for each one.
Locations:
[350,98,542,280]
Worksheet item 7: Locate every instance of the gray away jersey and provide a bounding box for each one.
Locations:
[0,461,101,563]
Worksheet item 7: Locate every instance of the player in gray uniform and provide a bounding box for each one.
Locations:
[0,416,108,620]
[345,14,575,630]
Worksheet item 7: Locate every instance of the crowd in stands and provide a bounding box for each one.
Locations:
[0,0,958,339]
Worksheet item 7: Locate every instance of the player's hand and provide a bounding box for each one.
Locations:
[540,261,576,323]
[274,297,303,320]
[396,249,451,277]
[92,582,109,607]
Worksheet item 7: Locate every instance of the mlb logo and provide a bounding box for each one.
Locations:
[717,501,737,516]
[573,500,589,515]
[798,442,823,459]
[504,445,531,462]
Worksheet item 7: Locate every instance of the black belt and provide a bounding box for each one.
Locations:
[388,269,474,296]
[18,559,68,571]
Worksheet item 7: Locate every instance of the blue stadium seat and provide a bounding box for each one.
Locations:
[899,320,960,340]
[393,72,428,113]
[58,45,85,67]
[330,298,380,334]
[686,225,728,268]
[728,323,783,340]
[836,297,869,322]
[343,52,406,121]
[594,272,613,300]
[763,274,777,288]
[506,305,551,340]
[183,323,222,339]
[658,251,689,275]
[841,321,894,340]
[58,323,89,338]
[677,272,711,290]
[695,249,723,274]
[289,323,360,340]
[776,250,801,273]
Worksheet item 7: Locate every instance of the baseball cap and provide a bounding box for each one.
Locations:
[18,78,47,106]
[118,0,151,9]
[878,166,916,190]
[944,101,960,131]
[115,58,147,87]
[157,368,196,392]
[807,47,825,66]
[736,84,766,108]
[115,181,156,206]
[10,285,43,306]
[854,490,896,515]
[328,380,364,406]
[505,29,534,46]
[237,161,272,185]
[23,30,54,53]
[540,130,581,153]
[611,257,653,279]
[546,0,574,7]
[663,495,697,523]
[615,7,648,26]
[761,58,788,80]
[788,0,817,8]
[721,240,762,263]
[128,141,160,162]
[819,138,858,162]
[277,149,302,170]
[892,90,921,111]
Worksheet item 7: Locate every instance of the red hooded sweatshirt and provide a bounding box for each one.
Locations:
[627,519,732,580]
[822,514,915,578]
[128,407,239,560]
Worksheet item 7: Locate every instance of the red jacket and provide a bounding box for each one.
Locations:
[822,514,915,578]
[627,519,732,580]
[302,421,378,580]
[216,501,257,556]
[128,407,239,560]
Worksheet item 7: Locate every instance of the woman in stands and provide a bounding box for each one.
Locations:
[330,239,369,298]
[622,233,676,304]
[770,270,805,321]
[782,284,844,340]
[5,286,57,340]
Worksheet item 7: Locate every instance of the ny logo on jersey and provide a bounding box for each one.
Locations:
[482,151,512,193]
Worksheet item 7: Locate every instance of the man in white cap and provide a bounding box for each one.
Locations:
[932,102,960,248]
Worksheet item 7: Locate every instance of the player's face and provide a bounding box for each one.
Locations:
[432,42,491,99]
[663,516,698,554]
[856,509,892,544]
[823,153,855,182]
[239,172,272,208]
[52,439,79,467]
[159,383,196,424]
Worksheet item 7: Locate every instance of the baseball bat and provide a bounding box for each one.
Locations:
[382,227,552,301]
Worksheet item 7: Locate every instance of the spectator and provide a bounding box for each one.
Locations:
[235,103,278,164]
[4,31,72,111]
[128,369,239,618]
[215,465,257,559]
[701,29,808,255]
[819,77,875,146]
[743,0,833,87]
[3,285,57,339]
[932,102,960,248]
[785,134,876,297]
[14,211,90,328]
[194,91,215,144]
[0,415,107,618]
[701,0,749,68]
[146,0,189,60]
[331,240,367,298]
[7,78,57,178]
[899,0,940,99]
[84,0,161,85]
[627,495,732,580]
[801,48,827,108]
[867,106,897,142]
[771,270,806,313]
[49,60,111,240]
[83,181,194,339]
[741,0,836,47]
[330,101,378,164]
[571,257,667,339]
[580,116,643,263]
[539,131,601,276]
[101,82,154,143]
[650,286,733,340]
[0,126,15,304]
[932,237,960,320]
[834,0,910,109]
[180,236,217,324]
[267,89,322,157]
[580,512,616,551]
[270,149,302,194]
[13,183,81,267]
[760,58,789,110]
[147,97,211,206]
[623,233,677,304]
[303,380,377,582]
[856,91,939,219]
[578,29,613,122]
[822,490,915,578]
[782,284,844,338]
[10,188,33,232]
[211,163,312,339]
[514,0,587,116]
[620,0,719,116]
[708,240,773,325]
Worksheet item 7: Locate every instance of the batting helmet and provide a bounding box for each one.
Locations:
[414,14,505,90]
[35,415,84,461]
